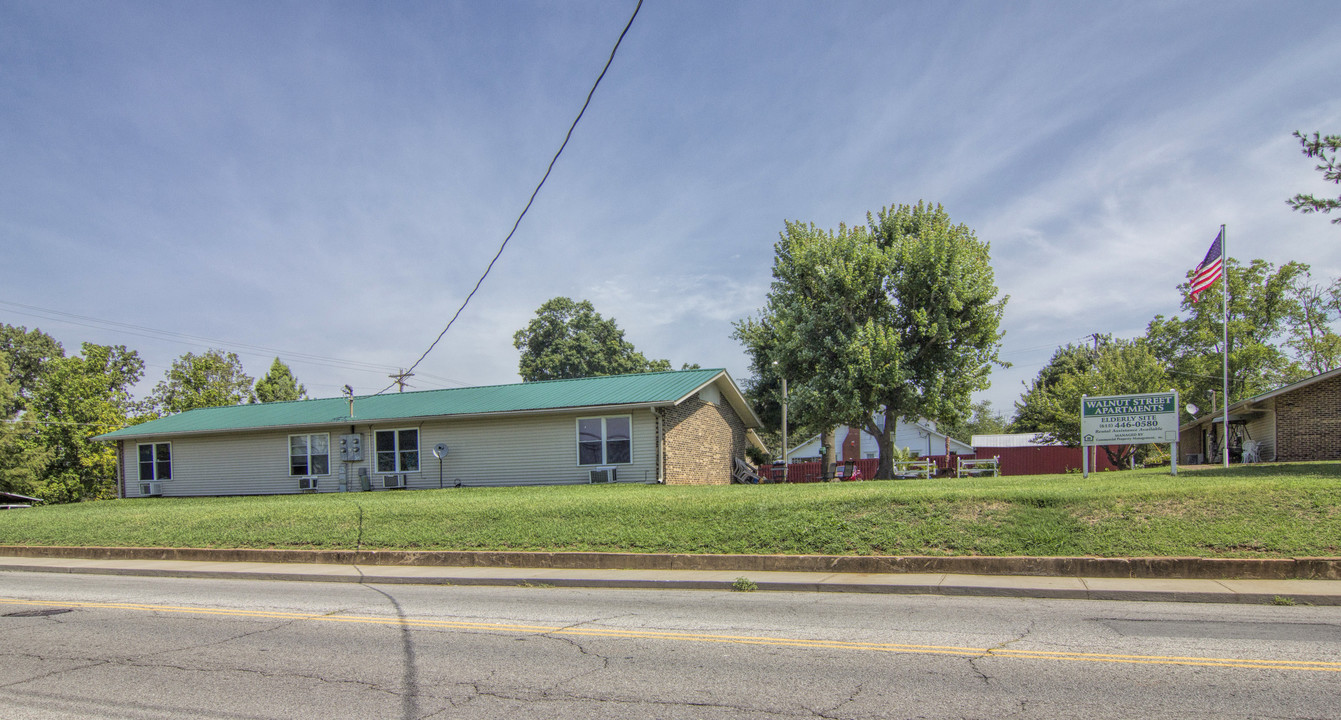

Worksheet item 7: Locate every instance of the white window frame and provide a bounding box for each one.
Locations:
[576,415,633,466]
[137,442,172,482]
[289,432,331,477]
[375,428,420,473]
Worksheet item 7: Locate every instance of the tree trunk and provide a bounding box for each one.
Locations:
[868,410,896,479]
[820,427,836,480]
[1102,444,1135,469]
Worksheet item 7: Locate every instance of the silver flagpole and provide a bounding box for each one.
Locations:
[1221,224,1229,469]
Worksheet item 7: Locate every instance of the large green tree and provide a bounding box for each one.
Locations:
[149,349,255,414]
[0,324,64,416]
[1012,337,1169,468]
[253,357,308,403]
[732,317,834,472]
[1287,131,1341,224]
[0,352,49,496]
[1284,272,1341,375]
[1,324,152,501]
[513,297,672,382]
[1146,258,1307,409]
[25,343,144,502]
[1011,341,1104,434]
[739,202,1007,478]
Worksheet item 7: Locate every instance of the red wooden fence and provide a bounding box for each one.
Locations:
[978,446,1119,475]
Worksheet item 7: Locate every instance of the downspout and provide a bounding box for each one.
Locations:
[652,407,665,483]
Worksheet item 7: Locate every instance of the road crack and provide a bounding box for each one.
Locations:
[533,615,629,690]
[0,658,113,690]
[808,680,865,719]
[968,618,1036,687]
[137,617,306,659]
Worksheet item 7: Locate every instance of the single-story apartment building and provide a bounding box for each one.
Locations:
[95,368,765,498]
[1178,367,1341,464]
[786,417,973,462]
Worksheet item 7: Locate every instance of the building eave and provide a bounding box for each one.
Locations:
[95,401,670,442]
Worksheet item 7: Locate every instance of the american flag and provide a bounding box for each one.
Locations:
[1188,230,1223,302]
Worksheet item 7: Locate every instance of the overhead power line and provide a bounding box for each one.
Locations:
[375,0,644,395]
[0,298,471,389]
[995,335,1094,360]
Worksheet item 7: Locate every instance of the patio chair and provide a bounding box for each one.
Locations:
[1241,440,1260,464]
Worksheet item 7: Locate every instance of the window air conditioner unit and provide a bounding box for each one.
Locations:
[298,477,318,491]
[140,482,162,497]
[382,474,406,489]
[589,467,616,484]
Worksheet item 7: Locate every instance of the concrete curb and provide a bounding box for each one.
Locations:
[4,557,1339,605]
[3,545,1339,580]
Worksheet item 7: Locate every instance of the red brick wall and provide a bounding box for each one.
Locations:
[1178,427,1205,461]
[662,395,747,485]
[842,428,862,461]
[1276,374,1341,461]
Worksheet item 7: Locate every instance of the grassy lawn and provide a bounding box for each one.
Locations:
[1,463,1338,558]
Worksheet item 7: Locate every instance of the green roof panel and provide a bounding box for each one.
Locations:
[95,368,732,440]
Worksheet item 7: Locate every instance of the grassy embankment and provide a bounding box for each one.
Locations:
[1,463,1338,558]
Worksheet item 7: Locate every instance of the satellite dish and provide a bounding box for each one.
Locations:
[432,443,449,459]
[1185,403,1199,416]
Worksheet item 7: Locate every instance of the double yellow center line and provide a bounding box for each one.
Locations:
[4,597,1338,673]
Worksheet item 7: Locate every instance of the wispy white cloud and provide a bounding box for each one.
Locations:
[2,0,1338,418]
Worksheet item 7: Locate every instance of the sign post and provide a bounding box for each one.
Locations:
[1080,390,1180,479]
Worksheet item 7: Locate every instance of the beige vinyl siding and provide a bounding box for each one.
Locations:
[128,431,334,497]
[1246,412,1276,462]
[125,410,661,497]
[406,411,659,488]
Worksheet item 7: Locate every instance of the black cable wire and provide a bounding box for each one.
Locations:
[376,0,644,395]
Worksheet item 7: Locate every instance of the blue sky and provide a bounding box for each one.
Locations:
[2,0,1338,418]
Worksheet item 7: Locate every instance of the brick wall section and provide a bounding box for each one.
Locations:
[1178,427,1203,459]
[1276,374,1341,461]
[661,395,748,485]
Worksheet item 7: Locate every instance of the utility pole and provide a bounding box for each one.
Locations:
[388,369,415,393]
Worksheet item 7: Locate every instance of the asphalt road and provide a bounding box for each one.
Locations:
[2,571,1339,719]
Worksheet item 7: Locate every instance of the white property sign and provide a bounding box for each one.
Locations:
[1080,390,1180,479]
[1081,391,1180,446]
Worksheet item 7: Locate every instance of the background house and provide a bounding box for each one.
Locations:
[1178,368,1341,464]
[787,417,973,461]
[95,369,764,497]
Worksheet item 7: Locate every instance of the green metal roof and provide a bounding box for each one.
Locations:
[95,368,748,440]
